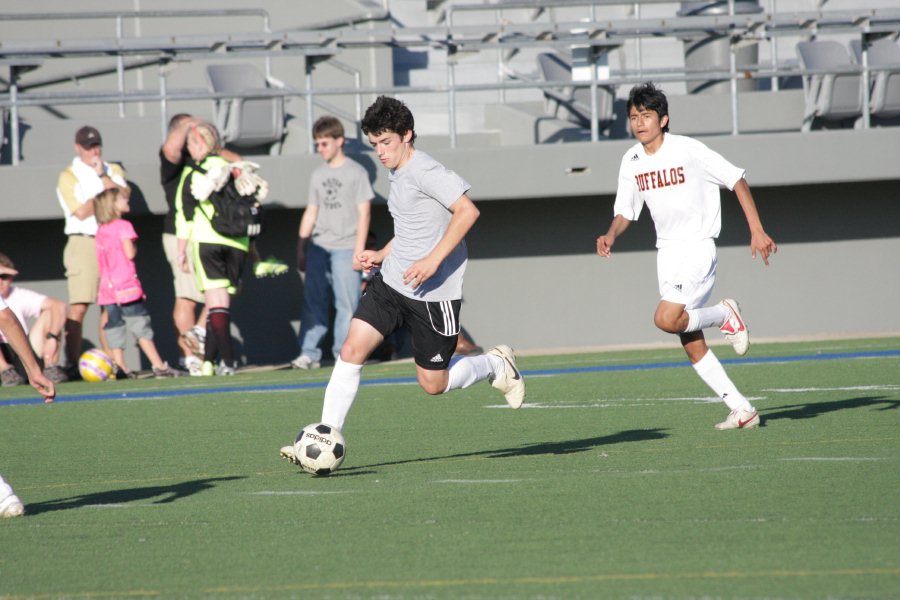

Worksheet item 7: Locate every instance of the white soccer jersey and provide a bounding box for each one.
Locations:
[614,134,745,248]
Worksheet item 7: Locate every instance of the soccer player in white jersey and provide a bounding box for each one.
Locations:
[0,294,56,517]
[281,96,525,460]
[597,82,777,430]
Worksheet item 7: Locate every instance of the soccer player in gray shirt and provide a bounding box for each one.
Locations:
[281,96,525,457]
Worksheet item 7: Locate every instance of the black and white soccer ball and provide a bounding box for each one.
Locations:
[293,423,346,476]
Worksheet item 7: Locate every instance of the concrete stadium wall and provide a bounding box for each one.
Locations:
[3,178,898,371]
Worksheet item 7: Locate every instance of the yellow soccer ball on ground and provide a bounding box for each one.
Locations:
[78,349,115,382]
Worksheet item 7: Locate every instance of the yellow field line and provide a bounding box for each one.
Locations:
[5,567,900,599]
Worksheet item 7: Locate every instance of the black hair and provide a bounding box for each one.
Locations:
[627,82,670,133]
[361,96,416,144]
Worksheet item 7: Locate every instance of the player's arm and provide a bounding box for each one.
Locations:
[597,214,632,257]
[0,307,55,402]
[733,178,777,266]
[296,204,319,272]
[404,194,479,289]
[352,200,372,271]
[359,239,391,274]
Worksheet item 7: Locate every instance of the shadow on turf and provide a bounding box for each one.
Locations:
[25,476,245,515]
[341,428,668,472]
[763,396,900,422]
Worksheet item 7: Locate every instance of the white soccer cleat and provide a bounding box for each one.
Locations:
[487,345,526,409]
[280,445,301,466]
[715,408,761,430]
[719,298,749,356]
[0,485,24,518]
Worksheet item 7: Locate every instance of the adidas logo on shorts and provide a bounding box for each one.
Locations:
[430,353,444,363]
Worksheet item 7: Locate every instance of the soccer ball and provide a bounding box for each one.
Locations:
[293,423,346,476]
[78,349,115,382]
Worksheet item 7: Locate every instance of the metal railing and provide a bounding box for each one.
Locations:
[0,9,273,165]
[1,6,899,161]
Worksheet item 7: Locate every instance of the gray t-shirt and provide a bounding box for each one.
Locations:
[308,158,374,249]
[381,150,471,302]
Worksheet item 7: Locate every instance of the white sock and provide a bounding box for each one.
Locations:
[445,354,501,392]
[692,350,752,411]
[320,357,363,432]
[685,304,730,333]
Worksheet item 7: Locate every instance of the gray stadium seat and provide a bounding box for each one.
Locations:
[796,41,863,131]
[537,52,615,133]
[849,37,900,119]
[206,63,285,151]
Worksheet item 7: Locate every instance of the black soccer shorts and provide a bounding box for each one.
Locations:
[354,273,460,371]
[196,242,247,294]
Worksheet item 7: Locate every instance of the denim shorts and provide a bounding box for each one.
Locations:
[104,301,154,348]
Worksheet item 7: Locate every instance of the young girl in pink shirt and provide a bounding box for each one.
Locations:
[93,187,177,378]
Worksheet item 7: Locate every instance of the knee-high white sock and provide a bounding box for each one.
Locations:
[685,304,730,333]
[445,354,502,392]
[320,357,363,431]
[692,350,752,411]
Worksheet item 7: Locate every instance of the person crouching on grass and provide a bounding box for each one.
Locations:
[93,187,178,379]
[281,95,526,464]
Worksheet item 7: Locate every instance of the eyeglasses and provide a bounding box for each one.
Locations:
[0,274,14,281]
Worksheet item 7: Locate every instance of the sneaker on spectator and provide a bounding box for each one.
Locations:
[1,367,24,387]
[215,361,236,376]
[152,362,179,378]
[115,368,138,380]
[65,365,82,381]
[255,256,289,278]
[43,365,69,383]
[291,354,321,370]
[184,356,203,376]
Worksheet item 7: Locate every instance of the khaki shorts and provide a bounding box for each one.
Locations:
[162,233,205,303]
[64,235,99,305]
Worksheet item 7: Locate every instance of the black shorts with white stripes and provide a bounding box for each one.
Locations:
[354,273,460,371]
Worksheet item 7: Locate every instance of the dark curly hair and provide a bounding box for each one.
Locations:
[361,96,416,144]
[627,82,670,133]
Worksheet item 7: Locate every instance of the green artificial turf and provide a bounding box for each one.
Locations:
[1,337,898,599]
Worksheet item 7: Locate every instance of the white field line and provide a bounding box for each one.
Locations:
[779,457,885,462]
[592,465,763,475]
[251,490,352,496]
[432,479,528,484]
[764,384,900,393]
[484,396,767,409]
[78,503,164,509]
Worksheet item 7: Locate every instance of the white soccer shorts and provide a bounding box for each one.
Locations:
[656,238,717,310]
